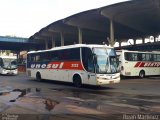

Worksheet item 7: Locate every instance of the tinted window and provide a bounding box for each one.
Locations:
[57,48,80,61]
[125,52,138,61]
[70,48,80,60]
[153,54,157,61]
[50,51,59,61]
[137,53,142,61]
[27,48,80,62]
[157,55,160,61]
[125,52,160,62]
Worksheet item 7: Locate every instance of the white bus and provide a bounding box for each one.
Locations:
[116,50,160,78]
[26,44,120,87]
[0,56,18,75]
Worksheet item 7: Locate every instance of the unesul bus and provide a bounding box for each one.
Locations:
[26,44,120,87]
[116,50,160,78]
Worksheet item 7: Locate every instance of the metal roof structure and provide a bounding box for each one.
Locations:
[0,36,41,51]
[29,0,160,49]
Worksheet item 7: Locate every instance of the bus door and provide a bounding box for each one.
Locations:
[82,47,96,84]
[87,49,96,84]
[87,58,96,84]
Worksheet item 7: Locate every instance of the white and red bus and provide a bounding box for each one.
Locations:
[116,50,160,78]
[26,44,120,87]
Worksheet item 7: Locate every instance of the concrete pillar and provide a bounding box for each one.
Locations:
[45,40,48,50]
[78,27,82,44]
[109,19,115,46]
[119,41,121,47]
[142,37,145,44]
[52,36,55,47]
[60,32,64,46]
[16,51,20,64]
[133,39,136,45]
[154,36,156,42]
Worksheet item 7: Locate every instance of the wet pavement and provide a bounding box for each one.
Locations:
[0,74,160,120]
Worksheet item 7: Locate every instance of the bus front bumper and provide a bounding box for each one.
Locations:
[96,73,120,85]
[1,69,18,75]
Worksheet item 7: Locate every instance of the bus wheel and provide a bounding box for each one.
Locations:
[73,75,82,88]
[139,70,145,78]
[36,72,42,81]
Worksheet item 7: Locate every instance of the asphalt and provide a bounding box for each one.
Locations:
[0,73,160,120]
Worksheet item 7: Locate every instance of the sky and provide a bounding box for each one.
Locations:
[0,0,128,38]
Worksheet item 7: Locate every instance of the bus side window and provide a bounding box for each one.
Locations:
[132,53,138,61]
[51,51,59,61]
[137,53,142,61]
[142,54,146,61]
[30,54,35,62]
[153,54,157,61]
[150,54,154,61]
[124,52,130,61]
[35,55,40,62]
[157,55,160,62]
[146,54,150,61]
[70,48,80,61]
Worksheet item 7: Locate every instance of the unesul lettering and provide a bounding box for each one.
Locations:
[31,62,64,69]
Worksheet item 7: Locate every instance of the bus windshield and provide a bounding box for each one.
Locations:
[2,58,17,69]
[93,48,119,74]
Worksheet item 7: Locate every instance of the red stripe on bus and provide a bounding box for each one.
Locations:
[134,62,141,67]
[134,62,160,67]
[47,61,84,70]
[139,62,145,67]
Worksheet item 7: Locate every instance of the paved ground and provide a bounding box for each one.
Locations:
[0,73,160,120]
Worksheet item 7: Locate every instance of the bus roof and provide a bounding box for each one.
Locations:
[28,44,113,54]
[116,49,160,54]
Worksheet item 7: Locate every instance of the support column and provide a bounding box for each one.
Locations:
[17,51,20,60]
[154,36,156,42]
[142,37,145,44]
[52,36,55,48]
[16,51,20,64]
[45,40,48,50]
[119,41,121,47]
[133,39,136,45]
[78,27,82,44]
[0,50,2,55]
[60,32,64,46]
[109,19,115,46]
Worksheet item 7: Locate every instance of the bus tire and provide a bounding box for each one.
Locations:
[73,75,82,88]
[36,72,42,82]
[139,70,145,78]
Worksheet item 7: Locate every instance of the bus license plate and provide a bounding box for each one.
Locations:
[109,81,114,84]
[9,71,13,74]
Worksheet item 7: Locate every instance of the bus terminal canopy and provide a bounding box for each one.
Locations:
[29,0,160,47]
